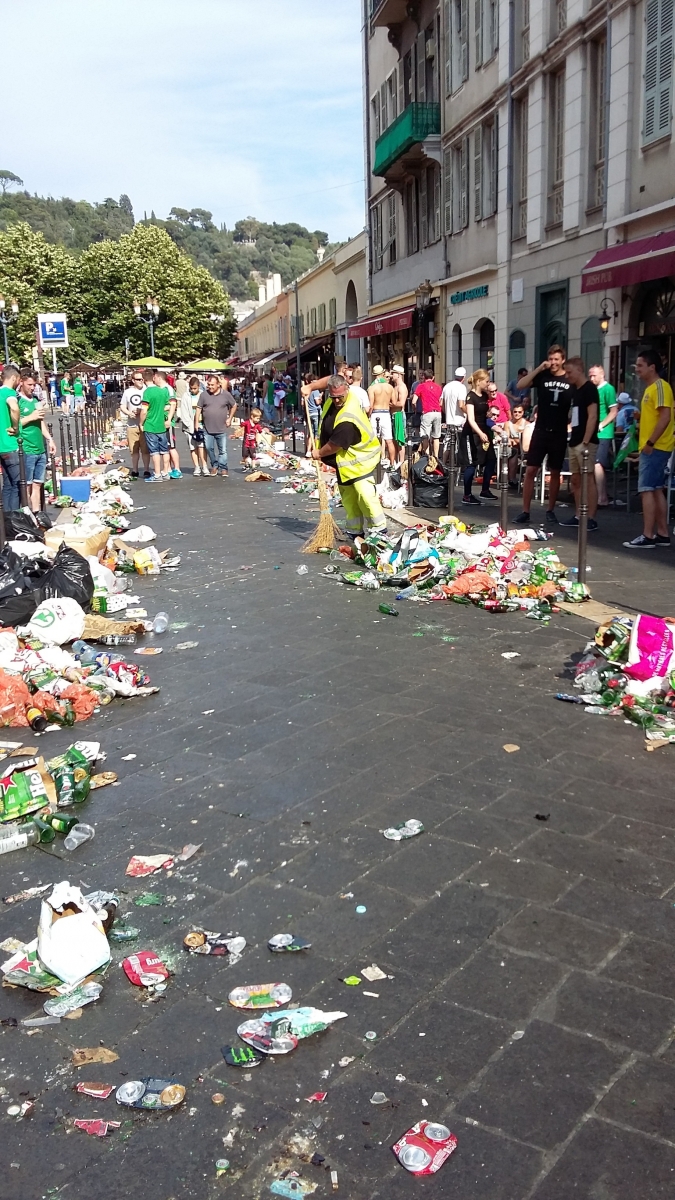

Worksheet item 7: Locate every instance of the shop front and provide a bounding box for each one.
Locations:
[347,304,418,384]
[443,273,498,380]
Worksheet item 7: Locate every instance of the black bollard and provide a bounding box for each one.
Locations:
[577,446,589,583]
[406,438,415,508]
[73,412,82,467]
[499,428,510,533]
[58,414,67,472]
[447,426,456,516]
[48,423,59,500]
[0,483,6,549]
[17,434,28,509]
[66,421,75,474]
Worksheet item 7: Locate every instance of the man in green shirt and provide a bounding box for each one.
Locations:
[73,374,85,412]
[60,372,74,415]
[589,365,618,507]
[0,365,21,510]
[140,369,174,482]
[17,374,55,511]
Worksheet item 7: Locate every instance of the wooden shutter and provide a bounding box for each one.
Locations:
[460,137,469,228]
[475,0,483,66]
[445,0,453,94]
[644,0,674,143]
[432,165,441,242]
[380,82,388,131]
[420,168,429,247]
[398,61,405,114]
[443,146,453,233]
[474,124,483,220]
[461,0,469,80]
[417,32,426,101]
[372,93,381,140]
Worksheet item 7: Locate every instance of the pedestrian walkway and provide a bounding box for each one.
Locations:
[1,457,675,1199]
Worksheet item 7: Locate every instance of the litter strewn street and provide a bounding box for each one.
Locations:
[2,446,675,1200]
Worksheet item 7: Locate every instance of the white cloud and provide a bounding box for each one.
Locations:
[5,0,365,239]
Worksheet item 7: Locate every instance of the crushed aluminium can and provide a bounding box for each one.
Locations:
[228,982,292,1009]
[74,1082,114,1099]
[392,1121,458,1175]
[267,934,311,953]
[382,819,424,841]
[122,950,170,987]
[115,1078,186,1109]
[183,930,246,957]
[221,1043,265,1068]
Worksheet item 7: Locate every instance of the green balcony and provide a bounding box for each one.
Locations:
[373,103,441,176]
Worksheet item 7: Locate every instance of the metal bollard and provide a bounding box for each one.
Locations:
[375,435,384,485]
[48,423,59,500]
[0,483,6,549]
[58,414,67,471]
[406,438,415,507]
[291,412,296,455]
[577,445,589,583]
[17,434,28,509]
[66,421,75,474]
[447,426,456,516]
[73,412,82,467]
[499,428,510,533]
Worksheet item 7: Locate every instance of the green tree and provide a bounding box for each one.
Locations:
[0,221,77,363]
[76,223,235,361]
[0,170,23,194]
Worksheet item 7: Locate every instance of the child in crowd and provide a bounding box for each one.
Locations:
[241,408,263,467]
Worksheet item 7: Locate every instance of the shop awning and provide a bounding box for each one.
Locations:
[252,350,286,368]
[296,334,334,358]
[347,306,415,339]
[581,231,675,293]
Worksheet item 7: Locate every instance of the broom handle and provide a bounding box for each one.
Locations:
[303,397,324,490]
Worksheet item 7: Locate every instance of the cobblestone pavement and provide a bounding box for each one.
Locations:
[1,451,675,1200]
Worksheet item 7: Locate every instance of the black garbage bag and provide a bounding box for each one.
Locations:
[411,456,448,508]
[39,544,94,610]
[0,547,40,627]
[4,510,45,542]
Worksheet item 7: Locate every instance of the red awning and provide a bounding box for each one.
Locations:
[347,305,415,339]
[581,230,675,293]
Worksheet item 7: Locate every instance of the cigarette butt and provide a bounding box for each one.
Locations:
[331,1168,338,1190]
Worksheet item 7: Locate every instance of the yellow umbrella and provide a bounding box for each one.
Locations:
[181,357,231,371]
[125,356,174,368]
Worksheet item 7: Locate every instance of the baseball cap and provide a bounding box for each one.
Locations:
[392,364,404,374]
[455,367,467,378]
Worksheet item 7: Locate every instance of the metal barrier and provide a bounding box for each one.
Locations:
[577,446,589,583]
[499,428,510,533]
[446,427,456,516]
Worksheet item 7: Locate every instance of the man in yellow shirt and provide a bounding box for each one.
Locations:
[623,348,674,549]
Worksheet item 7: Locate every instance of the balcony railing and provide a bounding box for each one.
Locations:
[373,102,441,176]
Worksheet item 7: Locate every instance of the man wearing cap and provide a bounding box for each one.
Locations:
[367,365,396,467]
[390,366,408,465]
[442,368,467,429]
[311,374,387,537]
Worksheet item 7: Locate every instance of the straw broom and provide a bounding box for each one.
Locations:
[301,397,343,553]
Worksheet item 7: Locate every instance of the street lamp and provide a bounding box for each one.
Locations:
[0,295,19,365]
[599,296,618,334]
[415,280,432,374]
[134,296,160,356]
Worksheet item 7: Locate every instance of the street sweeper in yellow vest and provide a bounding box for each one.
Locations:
[310,374,387,537]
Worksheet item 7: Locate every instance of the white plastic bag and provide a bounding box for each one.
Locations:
[120,525,156,544]
[20,597,86,644]
[37,881,110,985]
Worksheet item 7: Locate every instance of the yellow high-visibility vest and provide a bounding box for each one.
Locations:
[318,391,381,484]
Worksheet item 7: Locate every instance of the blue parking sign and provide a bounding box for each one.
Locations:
[37,312,69,348]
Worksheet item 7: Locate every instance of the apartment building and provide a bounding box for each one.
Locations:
[364,0,675,391]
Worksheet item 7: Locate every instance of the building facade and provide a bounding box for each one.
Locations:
[363,0,675,392]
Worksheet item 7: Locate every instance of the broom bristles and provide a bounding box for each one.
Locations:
[302,470,343,552]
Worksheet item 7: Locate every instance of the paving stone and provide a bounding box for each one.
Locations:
[597,1058,675,1142]
[486,789,612,837]
[464,851,575,904]
[442,944,566,1022]
[437,808,532,852]
[363,833,481,899]
[591,814,675,863]
[297,879,419,962]
[556,877,675,942]
[520,828,675,896]
[601,934,675,998]
[494,905,621,969]
[457,1019,625,1148]
[529,1116,675,1200]
[548,971,675,1053]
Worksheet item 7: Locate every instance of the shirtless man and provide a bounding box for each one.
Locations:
[390,365,408,464]
[368,364,396,467]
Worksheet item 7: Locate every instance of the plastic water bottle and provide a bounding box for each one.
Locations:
[396,584,418,600]
[72,640,100,665]
[63,822,95,851]
[152,612,169,634]
[0,822,40,854]
[296,565,308,575]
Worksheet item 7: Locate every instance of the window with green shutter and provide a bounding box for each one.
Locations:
[643,0,674,145]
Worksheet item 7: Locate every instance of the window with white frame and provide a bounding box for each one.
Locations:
[386,70,398,127]
[514,94,528,237]
[443,146,452,234]
[420,163,442,246]
[451,138,469,232]
[446,0,469,93]
[474,0,498,66]
[520,0,530,62]
[405,179,419,255]
[371,202,383,271]
[589,37,607,208]
[388,193,397,264]
[643,0,674,145]
[547,69,565,226]
[554,0,567,36]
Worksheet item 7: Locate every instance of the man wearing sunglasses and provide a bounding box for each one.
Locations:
[120,370,151,478]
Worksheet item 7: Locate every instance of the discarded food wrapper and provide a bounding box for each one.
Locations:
[134,892,163,906]
[392,1121,458,1175]
[501,652,521,659]
[89,772,117,789]
[228,982,292,1009]
[72,1047,119,1067]
[221,1043,265,1068]
[237,1007,347,1055]
[305,1092,327,1103]
[75,1082,114,1099]
[37,881,110,986]
[338,1056,355,1067]
[1,940,62,992]
[175,842,202,863]
[268,933,311,953]
[175,641,199,650]
[382,819,424,841]
[122,950,169,988]
[44,981,102,1017]
[361,963,388,982]
[2,883,50,906]
[503,743,520,753]
[74,1118,120,1138]
[270,1179,317,1197]
[183,930,246,957]
[115,1078,186,1110]
[342,975,361,986]
[125,854,174,877]
[136,647,163,656]
[7,1100,34,1118]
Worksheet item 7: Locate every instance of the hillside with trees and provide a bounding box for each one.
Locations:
[0,179,330,300]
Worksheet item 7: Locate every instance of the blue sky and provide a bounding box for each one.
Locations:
[7,0,365,241]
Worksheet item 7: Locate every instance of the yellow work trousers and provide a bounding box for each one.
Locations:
[338,475,387,536]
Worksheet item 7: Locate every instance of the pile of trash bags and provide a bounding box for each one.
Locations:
[322,519,589,621]
[561,614,675,742]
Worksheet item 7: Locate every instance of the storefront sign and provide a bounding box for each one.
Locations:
[449,285,489,305]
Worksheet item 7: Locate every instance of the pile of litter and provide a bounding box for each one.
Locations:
[559,613,675,746]
[320,520,589,621]
[0,739,115,851]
